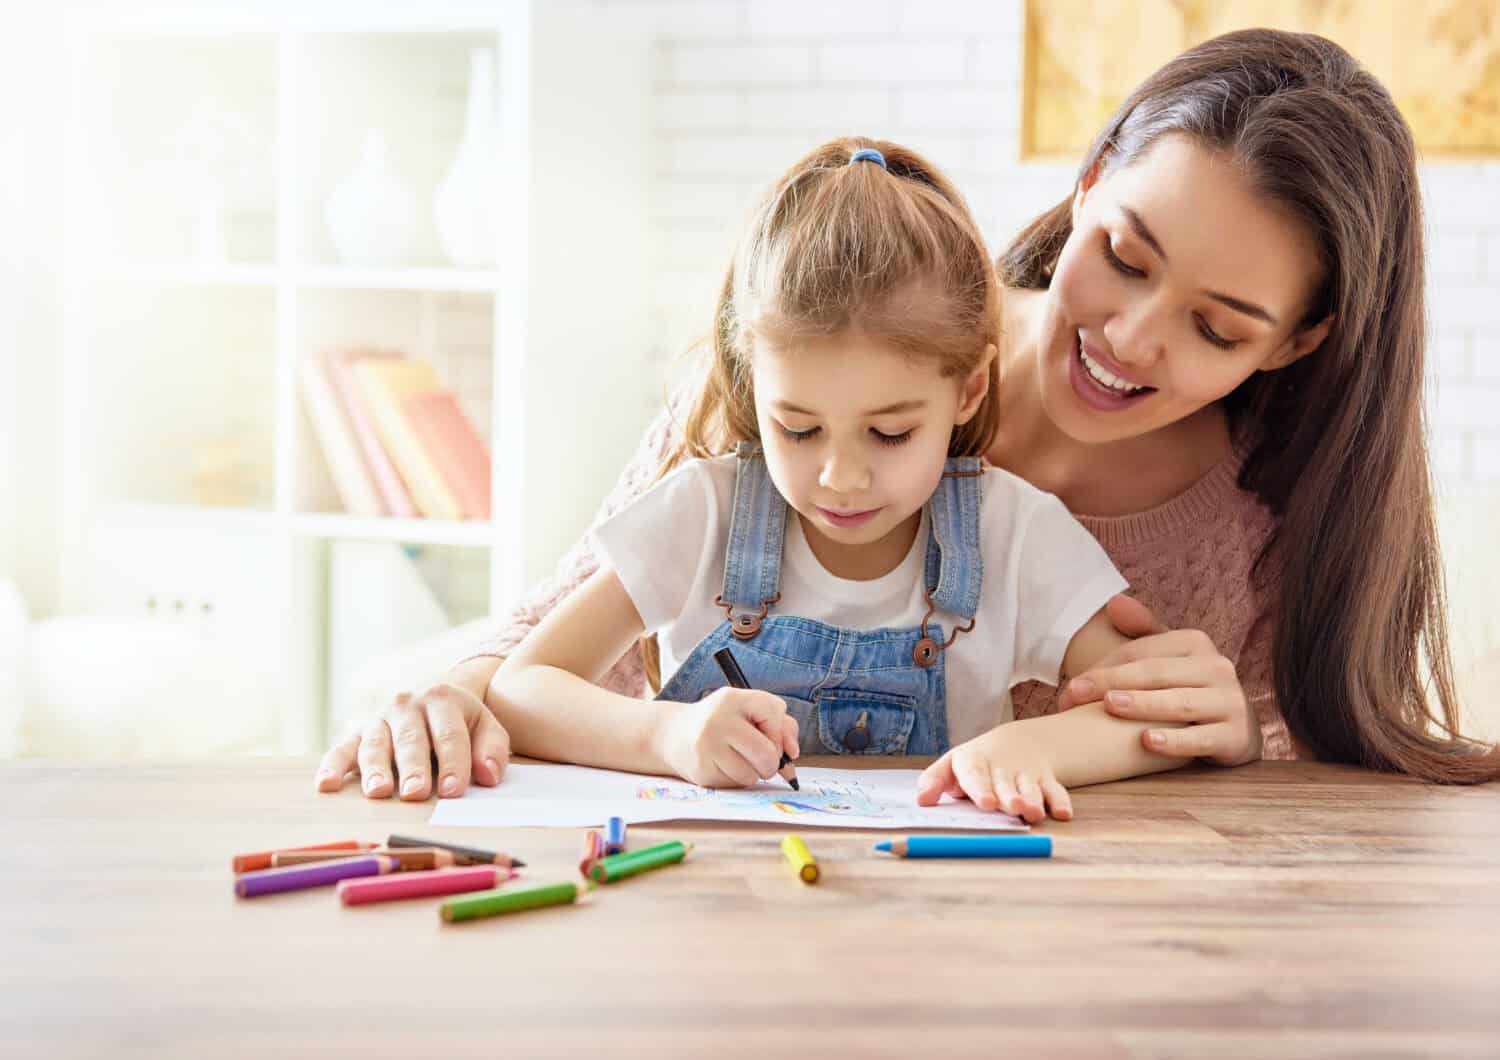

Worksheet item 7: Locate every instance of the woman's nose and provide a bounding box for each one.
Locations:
[1104,297,1167,369]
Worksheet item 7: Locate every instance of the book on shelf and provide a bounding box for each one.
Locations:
[325,349,418,519]
[298,357,385,517]
[351,357,467,521]
[402,391,492,520]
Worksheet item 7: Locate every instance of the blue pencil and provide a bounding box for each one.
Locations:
[604,815,627,856]
[874,835,1052,858]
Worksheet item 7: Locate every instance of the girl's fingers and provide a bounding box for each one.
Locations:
[714,747,763,789]
[952,752,1000,812]
[469,708,511,787]
[315,731,360,792]
[915,752,955,806]
[1105,685,1234,725]
[988,765,1023,819]
[1013,772,1045,824]
[727,722,782,780]
[355,720,395,799]
[780,714,800,760]
[1040,777,1073,821]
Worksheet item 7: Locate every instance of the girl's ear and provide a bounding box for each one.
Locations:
[1262,314,1334,373]
[955,344,996,425]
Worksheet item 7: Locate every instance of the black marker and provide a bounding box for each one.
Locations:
[713,646,800,790]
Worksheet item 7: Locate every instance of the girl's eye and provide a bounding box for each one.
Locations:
[1195,316,1239,350]
[872,428,913,447]
[1102,235,1144,278]
[777,424,820,443]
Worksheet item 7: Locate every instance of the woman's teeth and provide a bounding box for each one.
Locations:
[1079,337,1146,394]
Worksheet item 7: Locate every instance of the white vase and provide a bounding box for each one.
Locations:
[433,48,500,267]
[325,128,417,267]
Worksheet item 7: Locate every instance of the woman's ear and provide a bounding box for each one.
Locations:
[1070,155,1105,224]
[955,344,997,425]
[1262,314,1334,372]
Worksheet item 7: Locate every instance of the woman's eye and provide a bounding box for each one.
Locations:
[1195,317,1239,350]
[1102,235,1144,278]
[777,424,820,443]
[872,428,913,447]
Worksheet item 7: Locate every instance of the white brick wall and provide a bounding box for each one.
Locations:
[601,0,1500,490]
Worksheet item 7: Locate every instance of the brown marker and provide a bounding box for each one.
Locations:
[274,847,455,871]
[386,834,526,869]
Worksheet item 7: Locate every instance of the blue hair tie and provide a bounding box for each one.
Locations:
[849,148,888,171]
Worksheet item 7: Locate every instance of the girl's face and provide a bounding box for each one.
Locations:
[752,331,990,563]
[1037,134,1332,444]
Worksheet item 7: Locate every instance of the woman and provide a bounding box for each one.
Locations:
[317,28,1499,801]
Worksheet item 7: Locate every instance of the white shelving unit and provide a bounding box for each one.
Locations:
[59,2,651,752]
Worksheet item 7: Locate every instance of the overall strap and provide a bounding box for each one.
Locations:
[922,456,985,621]
[716,443,786,638]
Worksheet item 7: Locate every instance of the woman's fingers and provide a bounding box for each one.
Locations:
[355,719,396,798]
[469,706,511,787]
[315,731,360,792]
[1063,655,1225,708]
[1057,630,1220,709]
[421,691,475,799]
[386,696,438,801]
[1104,685,1235,725]
[1140,721,1229,759]
[1040,777,1073,821]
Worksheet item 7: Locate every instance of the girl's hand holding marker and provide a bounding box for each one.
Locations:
[654,686,800,790]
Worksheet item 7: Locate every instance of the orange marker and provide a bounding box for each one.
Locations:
[338,866,515,906]
[274,847,454,871]
[579,829,604,878]
[232,840,376,874]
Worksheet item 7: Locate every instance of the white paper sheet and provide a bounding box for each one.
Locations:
[427,764,1028,831]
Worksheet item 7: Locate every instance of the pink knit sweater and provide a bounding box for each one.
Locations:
[461,403,1295,761]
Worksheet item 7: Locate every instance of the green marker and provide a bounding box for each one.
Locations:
[440,879,593,923]
[588,840,692,883]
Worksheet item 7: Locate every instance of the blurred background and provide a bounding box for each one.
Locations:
[0,0,1496,760]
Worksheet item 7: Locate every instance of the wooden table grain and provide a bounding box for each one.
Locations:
[3,757,1497,1059]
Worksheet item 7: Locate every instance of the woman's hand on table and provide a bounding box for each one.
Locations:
[1057,595,1263,767]
[314,656,511,799]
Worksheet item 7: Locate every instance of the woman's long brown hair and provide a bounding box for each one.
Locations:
[641,136,1002,690]
[1000,29,1498,783]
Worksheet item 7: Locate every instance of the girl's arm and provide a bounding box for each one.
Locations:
[488,565,799,786]
[486,566,673,773]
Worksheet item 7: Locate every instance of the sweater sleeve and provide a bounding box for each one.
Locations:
[1239,605,1295,760]
[454,396,681,697]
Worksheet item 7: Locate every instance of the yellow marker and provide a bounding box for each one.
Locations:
[781,834,819,884]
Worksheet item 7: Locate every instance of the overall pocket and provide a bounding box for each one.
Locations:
[815,689,917,755]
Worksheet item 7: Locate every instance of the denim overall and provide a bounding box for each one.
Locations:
[656,444,984,756]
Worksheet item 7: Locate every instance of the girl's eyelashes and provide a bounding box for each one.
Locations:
[1102,232,1242,350]
[773,423,914,446]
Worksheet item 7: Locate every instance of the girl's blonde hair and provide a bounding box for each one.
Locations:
[642,136,1002,689]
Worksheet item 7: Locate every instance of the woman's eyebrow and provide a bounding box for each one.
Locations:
[1121,204,1279,326]
[774,399,928,416]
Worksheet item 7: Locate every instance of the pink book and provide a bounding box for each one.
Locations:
[400,391,492,520]
[325,349,418,518]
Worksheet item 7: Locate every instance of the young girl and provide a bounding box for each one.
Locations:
[488,138,1188,822]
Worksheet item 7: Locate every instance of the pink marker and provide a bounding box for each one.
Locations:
[337,866,516,906]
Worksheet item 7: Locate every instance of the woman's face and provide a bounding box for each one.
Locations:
[1036,134,1332,445]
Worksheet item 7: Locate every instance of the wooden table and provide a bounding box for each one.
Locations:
[4,758,1498,1059]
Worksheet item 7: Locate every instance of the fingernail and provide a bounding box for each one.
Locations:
[1146,731,1165,748]
[484,758,499,780]
[1070,678,1097,700]
[401,776,422,796]
[440,775,460,797]
[1108,691,1133,709]
[365,773,384,792]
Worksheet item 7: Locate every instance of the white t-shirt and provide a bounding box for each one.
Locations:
[593,454,1127,743]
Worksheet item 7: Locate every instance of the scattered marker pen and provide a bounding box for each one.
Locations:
[588,840,692,884]
[874,835,1052,859]
[441,880,594,923]
[232,840,376,874]
[713,647,799,791]
[782,834,820,883]
[235,855,397,897]
[387,834,525,869]
[339,866,515,906]
[604,816,627,856]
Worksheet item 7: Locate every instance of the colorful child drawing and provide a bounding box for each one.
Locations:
[634,780,887,817]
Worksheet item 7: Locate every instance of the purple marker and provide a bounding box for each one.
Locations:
[235,854,396,898]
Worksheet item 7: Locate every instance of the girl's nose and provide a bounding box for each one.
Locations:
[818,449,871,495]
